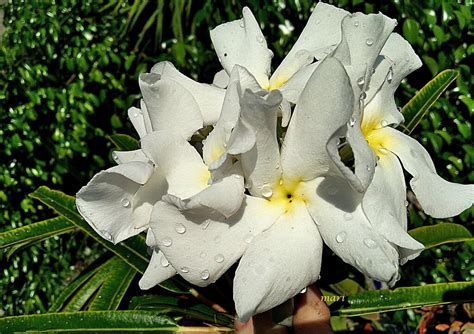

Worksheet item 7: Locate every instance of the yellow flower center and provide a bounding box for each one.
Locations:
[265,178,308,215]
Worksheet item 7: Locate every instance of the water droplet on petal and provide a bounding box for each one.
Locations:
[357,76,365,87]
[381,119,388,127]
[366,165,371,172]
[366,38,374,46]
[162,238,172,247]
[201,219,211,230]
[315,19,321,25]
[180,266,189,273]
[268,49,274,58]
[112,152,119,163]
[244,233,254,244]
[336,232,346,243]
[327,186,338,196]
[360,92,367,100]
[354,20,359,27]
[364,238,377,248]
[404,200,409,207]
[295,49,309,59]
[215,254,224,263]
[300,287,307,294]
[239,19,245,28]
[131,110,139,117]
[200,270,210,280]
[410,149,418,158]
[387,68,394,83]
[343,212,352,221]
[160,256,169,267]
[121,198,131,208]
[175,223,186,234]
[102,231,112,241]
[200,251,207,258]
[261,185,273,198]
[256,35,264,43]
[348,116,356,127]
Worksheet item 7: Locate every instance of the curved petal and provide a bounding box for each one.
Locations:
[377,127,474,218]
[281,57,354,182]
[149,195,283,288]
[362,151,424,264]
[76,161,155,244]
[151,61,225,125]
[209,7,272,89]
[270,2,348,90]
[139,73,203,139]
[141,130,209,199]
[127,107,147,138]
[233,201,323,322]
[112,149,149,165]
[213,69,229,88]
[303,177,401,285]
[139,249,176,290]
[278,62,320,104]
[232,89,283,197]
[363,33,422,130]
[203,65,261,167]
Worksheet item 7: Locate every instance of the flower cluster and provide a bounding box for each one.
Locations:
[76,3,474,321]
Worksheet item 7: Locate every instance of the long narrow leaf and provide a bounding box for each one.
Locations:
[409,223,473,249]
[0,311,178,332]
[400,69,458,135]
[30,186,149,273]
[107,134,140,151]
[335,281,474,316]
[89,257,136,311]
[0,216,75,249]
[49,266,101,312]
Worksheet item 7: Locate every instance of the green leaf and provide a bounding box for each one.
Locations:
[108,133,140,151]
[0,311,178,332]
[401,69,459,135]
[29,186,149,273]
[408,223,473,249]
[402,19,420,44]
[336,281,474,316]
[89,257,136,311]
[0,216,75,250]
[129,295,234,327]
[49,266,102,312]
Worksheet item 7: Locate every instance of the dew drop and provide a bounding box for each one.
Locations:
[366,165,371,172]
[175,223,186,234]
[404,200,409,207]
[112,152,119,162]
[200,251,207,258]
[268,49,274,58]
[180,266,189,273]
[215,254,224,263]
[315,19,321,25]
[300,287,307,294]
[256,35,264,43]
[360,92,367,100]
[162,238,173,247]
[244,233,254,244]
[343,212,353,221]
[410,149,418,158]
[239,19,245,28]
[102,231,112,241]
[261,185,273,198]
[354,20,359,27]
[336,231,346,243]
[364,238,377,248]
[348,116,356,127]
[295,49,309,59]
[131,110,139,118]
[160,256,169,267]
[381,119,388,127]
[387,68,394,83]
[327,186,338,196]
[200,270,210,280]
[366,38,374,46]
[357,76,365,87]
[201,219,211,230]
[121,198,131,208]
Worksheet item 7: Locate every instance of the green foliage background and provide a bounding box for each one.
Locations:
[0,0,472,329]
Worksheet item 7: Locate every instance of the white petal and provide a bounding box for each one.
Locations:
[303,177,401,284]
[270,2,348,90]
[203,66,261,167]
[151,61,225,125]
[281,57,353,182]
[363,33,422,129]
[112,149,149,164]
[127,107,147,138]
[210,7,271,89]
[278,62,320,104]
[141,131,209,199]
[233,201,323,321]
[165,172,245,219]
[139,73,203,139]
[378,127,474,218]
[213,69,229,88]
[362,151,424,264]
[76,162,155,244]
[149,196,283,287]
[140,99,153,134]
[139,249,176,290]
[232,89,283,196]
